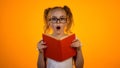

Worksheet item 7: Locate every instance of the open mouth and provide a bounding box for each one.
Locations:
[56,26,61,30]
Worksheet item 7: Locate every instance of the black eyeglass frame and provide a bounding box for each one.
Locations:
[48,17,67,24]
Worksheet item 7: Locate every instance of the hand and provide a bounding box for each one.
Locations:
[71,39,82,51]
[37,40,47,53]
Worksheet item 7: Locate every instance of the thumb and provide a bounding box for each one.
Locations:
[42,45,47,48]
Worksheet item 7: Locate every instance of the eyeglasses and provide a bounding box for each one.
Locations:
[48,17,67,24]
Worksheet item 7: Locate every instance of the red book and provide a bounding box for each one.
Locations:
[42,33,76,61]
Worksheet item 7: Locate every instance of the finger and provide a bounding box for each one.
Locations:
[71,44,74,47]
[42,42,46,45]
[72,39,79,43]
[41,41,46,45]
[39,45,47,49]
[37,45,47,50]
[71,43,75,47]
[71,43,80,48]
[71,45,76,48]
[44,46,47,48]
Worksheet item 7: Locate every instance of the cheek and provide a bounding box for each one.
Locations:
[50,23,56,29]
[61,24,67,29]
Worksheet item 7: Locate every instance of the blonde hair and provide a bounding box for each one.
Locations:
[43,5,73,34]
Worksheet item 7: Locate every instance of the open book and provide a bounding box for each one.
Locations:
[42,33,76,61]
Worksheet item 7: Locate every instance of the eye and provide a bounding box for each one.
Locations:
[51,17,57,21]
[60,18,66,21]
[48,17,57,21]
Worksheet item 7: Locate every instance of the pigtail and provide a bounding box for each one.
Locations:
[63,5,73,33]
[44,8,51,33]
[63,6,73,22]
[44,8,51,22]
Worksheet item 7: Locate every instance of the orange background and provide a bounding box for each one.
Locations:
[0,0,120,68]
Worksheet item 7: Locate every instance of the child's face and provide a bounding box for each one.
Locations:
[48,9,67,34]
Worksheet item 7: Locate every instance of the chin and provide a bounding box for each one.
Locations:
[55,31,61,34]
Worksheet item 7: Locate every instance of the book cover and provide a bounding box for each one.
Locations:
[42,33,76,61]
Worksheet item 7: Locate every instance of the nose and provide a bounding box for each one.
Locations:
[56,19,60,24]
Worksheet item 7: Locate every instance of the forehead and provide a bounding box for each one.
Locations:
[48,8,67,18]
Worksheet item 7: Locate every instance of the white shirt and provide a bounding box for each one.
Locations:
[47,57,73,68]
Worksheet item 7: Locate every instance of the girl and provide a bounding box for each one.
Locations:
[37,5,84,68]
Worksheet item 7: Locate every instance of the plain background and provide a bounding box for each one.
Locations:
[0,0,120,68]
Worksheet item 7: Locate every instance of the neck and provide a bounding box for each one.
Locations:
[52,32,66,38]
